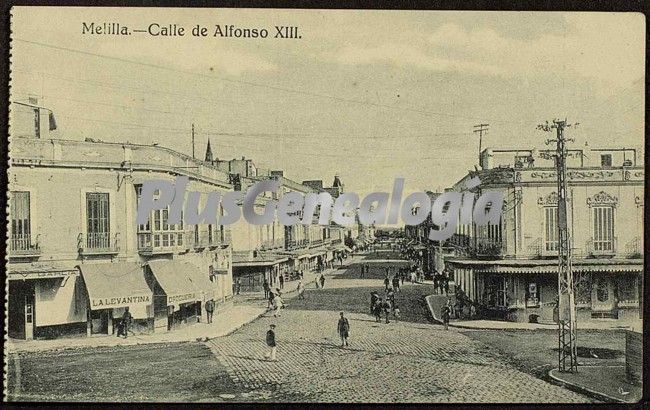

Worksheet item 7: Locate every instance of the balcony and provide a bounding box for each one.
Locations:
[78,232,120,256]
[260,239,284,251]
[448,234,504,258]
[137,231,192,255]
[8,234,41,258]
[587,237,617,257]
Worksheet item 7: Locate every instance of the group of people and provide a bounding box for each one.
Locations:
[370,288,400,324]
[432,270,451,295]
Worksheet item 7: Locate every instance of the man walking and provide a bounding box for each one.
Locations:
[382,298,391,324]
[384,275,390,291]
[297,281,305,300]
[205,299,215,324]
[235,278,241,295]
[373,298,383,322]
[370,291,379,314]
[279,274,284,290]
[263,278,270,299]
[360,265,365,278]
[392,275,400,293]
[319,273,326,289]
[337,312,350,347]
[265,324,277,361]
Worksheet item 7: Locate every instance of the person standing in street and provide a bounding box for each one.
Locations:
[205,299,215,324]
[121,307,133,339]
[337,312,350,347]
[297,281,305,299]
[382,298,391,324]
[319,273,326,289]
[384,275,390,291]
[360,264,365,278]
[370,291,378,314]
[265,324,277,361]
[267,290,275,310]
[235,278,241,295]
[263,278,270,299]
[279,274,284,290]
[392,275,400,293]
[373,298,383,322]
[441,299,452,331]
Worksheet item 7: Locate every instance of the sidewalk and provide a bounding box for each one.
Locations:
[549,365,642,403]
[7,256,361,355]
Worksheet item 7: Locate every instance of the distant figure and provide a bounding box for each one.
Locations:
[205,299,215,324]
[393,301,400,319]
[297,281,305,300]
[279,274,284,290]
[319,274,326,289]
[337,312,350,347]
[441,299,452,331]
[373,298,383,322]
[121,307,133,338]
[265,324,277,361]
[382,299,392,324]
[360,265,365,278]
[263,279,270,299]
[370,291,379,314]
[273,294,284,317]
[392,276,400,293]
[235,278,241,295]
[267,291,275,310]
[384,275,390,291]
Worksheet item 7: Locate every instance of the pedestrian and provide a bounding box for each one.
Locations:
[263,278,270,299]
[393,301,400,320]
[205,299,215,324]
[443,276,450,295]
[267,290,275,310]
[400,271,405,285]
[121,307,133,339]
[273,294,284,317]
[382,299,391,324]
[370,291,379,314]
[279,274,284,290]
[373,298,383,322]
[392,276,400,292]
[265,324,277,361]
[441,300,452,331]
[297,281,305,299]
[319,273,325,289]
[337,312,350,347]
[360,265,365,278]
[236,278,241,295]
[384,275,390,291]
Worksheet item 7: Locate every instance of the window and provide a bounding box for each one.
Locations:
[10,191,32,251]
[86,193,110,248]
[600,154,612,167]
[525,282,539,308]
[135,185,184,249]
[592,206,614,252]
[544,207,558,252]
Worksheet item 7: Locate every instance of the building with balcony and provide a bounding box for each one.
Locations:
[445,147,644,322]
[7,117,234,340]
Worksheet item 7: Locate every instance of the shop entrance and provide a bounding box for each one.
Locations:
[8,281,35,340]
[89,309,111,335]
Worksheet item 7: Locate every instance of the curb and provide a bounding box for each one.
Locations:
[547,367,628,403]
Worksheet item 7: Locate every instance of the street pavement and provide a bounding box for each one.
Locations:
[205,259,593,403]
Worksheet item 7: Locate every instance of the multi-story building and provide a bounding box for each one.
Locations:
[7,103,234,340]
[206,149,349,292]
[446,147,643,322]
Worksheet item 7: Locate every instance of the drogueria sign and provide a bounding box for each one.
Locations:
[136,176,503,241]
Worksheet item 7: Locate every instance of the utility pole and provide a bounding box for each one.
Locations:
[191,123,195,159]
[537,119,578,373]
[473,124,489,163]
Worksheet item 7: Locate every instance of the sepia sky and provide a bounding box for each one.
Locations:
[10,8,645,197]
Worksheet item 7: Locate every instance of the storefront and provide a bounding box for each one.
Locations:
[450,259,642,323]
[7,262,83,340]
[146,259,211,332]
[78,262,153,336]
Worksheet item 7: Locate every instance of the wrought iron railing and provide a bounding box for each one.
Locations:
[78,232,119,254]
[9,234,41,256]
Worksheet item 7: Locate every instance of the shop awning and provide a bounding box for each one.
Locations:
[448,258,643,275]
[78,262,152,310]
[147,260,201,305]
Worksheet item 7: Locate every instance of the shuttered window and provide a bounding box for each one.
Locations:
[86,193,110,248]
[10,191,31,250]
[593,206,614,252]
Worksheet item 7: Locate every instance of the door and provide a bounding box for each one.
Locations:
[8,281,35,340]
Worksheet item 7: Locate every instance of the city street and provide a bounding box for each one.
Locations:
[7,256,600,403]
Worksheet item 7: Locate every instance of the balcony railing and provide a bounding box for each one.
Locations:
[260,239,284,250]
[78,232,120,255]
[449,234,504,257]
[587,237,617,257]
[9,234,41,257]
[138,231,192,255]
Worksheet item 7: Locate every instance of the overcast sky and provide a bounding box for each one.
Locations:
[10,8,645,197]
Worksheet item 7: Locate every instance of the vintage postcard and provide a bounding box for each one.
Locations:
[4,7,645,403]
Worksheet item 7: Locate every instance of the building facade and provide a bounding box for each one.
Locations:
[7,113,235,340]
[445,147,643,322]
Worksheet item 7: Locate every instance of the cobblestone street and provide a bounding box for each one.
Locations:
[206,259,594,403]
